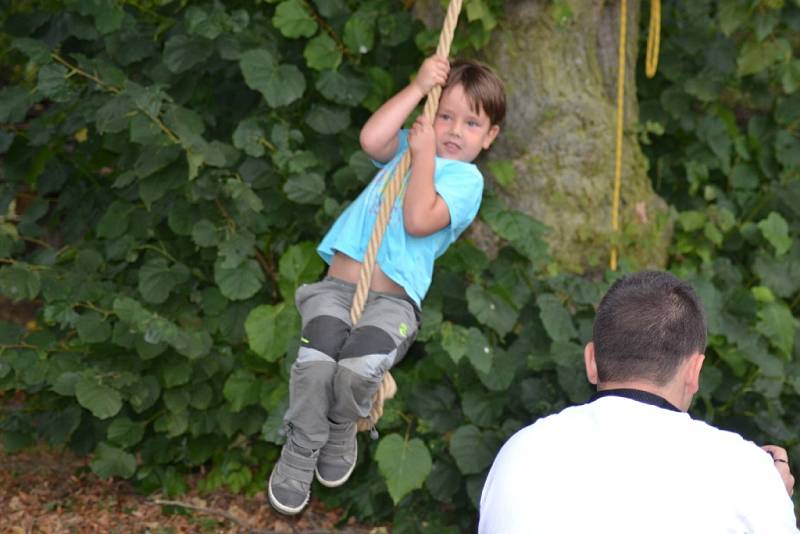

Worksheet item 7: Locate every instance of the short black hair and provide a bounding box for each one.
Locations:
[592,271,707,386]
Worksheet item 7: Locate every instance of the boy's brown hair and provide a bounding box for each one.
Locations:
[443,59,506,126]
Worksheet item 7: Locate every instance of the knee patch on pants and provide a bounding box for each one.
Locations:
[300,315,350,360]
[338,325,396,379]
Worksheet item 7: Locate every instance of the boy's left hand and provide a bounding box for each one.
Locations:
[408,115,436,160]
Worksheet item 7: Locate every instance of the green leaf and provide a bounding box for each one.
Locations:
[0,86,41,123]
[215,258,264,300]
[37,63,76,102]
[240,50,306,108]
[718,0,748,36]
[223,369,261,412]
[481,201,549,264]
[774,130,800,168]
[343,12,375,54]
[11,38,51,64]
[441,322,469,365]
[245,303,299,361]
[0,265,40,301]
[757,212,792,255]
[163,35,213,73]
[75,377,122,420]
[737,38,790,77]
[375,434,432,504]
[138,258,190,304]
[756,302,798,358]
[465,327,493,375]
[278,241,325,299]
[283,173,325,204]
[75,312,112,343]
[305,104,351,134]
[486,159,517,188]
[466,285,518,337]
[304,34,342,71]
[192,219,219,247]
[232,118,266,157]
[537,294,577,342]
[315,70,368,106]
[107,417,145,448]
[449,425,496,475]
[91,442,136,478]
[273,0,318,38]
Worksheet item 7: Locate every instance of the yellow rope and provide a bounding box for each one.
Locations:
[352,0,464,431]
[610,0,660,270]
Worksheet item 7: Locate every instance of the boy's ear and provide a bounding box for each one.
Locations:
[482,124,500,149]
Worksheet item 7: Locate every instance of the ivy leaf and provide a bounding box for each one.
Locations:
[756,302,798,359]
[37,63,77,102]
[232,117,266,157]
[272,0,318,38]
[375,434,432,504]
[245,303,299,362]
[223,369,261,412]
[107,417,145,448]
[0,265,41,301]
[448,425,496,475]
[11,38,51,64]
[441,322,469,365]
[343,11,375,54]
[278,242,325,300]
[316,70,369,106]
[466,285,518,337]
[465,328,493,375]
[283,173,325,204]
[138,258,190,304]
[91,442,136,479]
[304,33,342,71]
[75,377,122,420]
[75,312,111,343]
[737,38,790,77]
[718,1,748,36]
[481,200,549,264]
[0,86,42,123]
[305,104,351,134]
[774,130,800,168]
[163,35,213,73]
[757,212,791,255]
[214,258,264,300]
[537,294,577,342]
[240,50,306,108]
[192,219,219,247]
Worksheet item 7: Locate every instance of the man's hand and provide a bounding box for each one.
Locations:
[408,115,436,160]
[762,445,795,496]
[412,55,450,97]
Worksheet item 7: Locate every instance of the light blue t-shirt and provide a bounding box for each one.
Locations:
[318,130,484,308]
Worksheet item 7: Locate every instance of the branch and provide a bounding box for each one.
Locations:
[300,0,356,62]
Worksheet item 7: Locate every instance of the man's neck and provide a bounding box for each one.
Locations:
[596,380,688,412]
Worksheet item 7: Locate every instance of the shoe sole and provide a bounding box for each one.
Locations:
[315,446,358,488]
[267,470,309,515]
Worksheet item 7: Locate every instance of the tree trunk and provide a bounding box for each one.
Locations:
[418,0,672,272]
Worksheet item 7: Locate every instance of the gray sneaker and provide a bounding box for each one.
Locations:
[268,439,319,515]
[315,420,357,487]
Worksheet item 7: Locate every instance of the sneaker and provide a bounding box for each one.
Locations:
[268,439,319,515]
[315,420,357,487]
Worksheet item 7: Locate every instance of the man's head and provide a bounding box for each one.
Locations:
[434,59,506,162]
[584,271,708,408]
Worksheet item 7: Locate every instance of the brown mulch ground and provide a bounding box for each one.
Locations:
[0,445,385,534]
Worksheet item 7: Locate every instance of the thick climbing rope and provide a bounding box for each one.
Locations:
[354,0,464,432]
[610,0,661,271]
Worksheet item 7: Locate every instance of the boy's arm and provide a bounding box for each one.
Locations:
[403,114,451,236]
[359,55,449,163]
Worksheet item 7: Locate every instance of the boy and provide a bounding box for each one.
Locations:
[268,55,506,515]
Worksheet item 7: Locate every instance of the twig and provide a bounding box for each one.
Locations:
[299,0,356,62]
[150,499,277,534]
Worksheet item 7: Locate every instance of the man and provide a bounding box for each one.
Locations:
[479,271,798,533]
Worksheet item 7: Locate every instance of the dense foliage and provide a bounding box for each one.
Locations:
[0,0,797,530]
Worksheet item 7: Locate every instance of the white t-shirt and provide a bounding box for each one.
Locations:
[479,395,799,534]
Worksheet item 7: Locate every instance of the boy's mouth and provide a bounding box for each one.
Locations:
[443,141,461,152]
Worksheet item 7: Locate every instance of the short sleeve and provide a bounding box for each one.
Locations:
[371,130,409,168]
[435,164,484,240]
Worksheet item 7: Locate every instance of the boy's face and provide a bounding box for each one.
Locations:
[434,83,500,162]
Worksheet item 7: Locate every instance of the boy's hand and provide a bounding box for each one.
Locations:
[412,55,450,97]
[408,115,436,160]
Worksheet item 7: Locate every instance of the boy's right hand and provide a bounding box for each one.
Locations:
[412,55,450,97]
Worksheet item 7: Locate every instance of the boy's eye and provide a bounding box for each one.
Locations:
[468,120,479,127]
[438,113,451,120]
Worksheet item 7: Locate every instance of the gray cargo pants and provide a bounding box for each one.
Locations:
[283,277,420,450]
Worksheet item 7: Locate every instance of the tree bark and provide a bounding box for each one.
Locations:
[417,0,672,272]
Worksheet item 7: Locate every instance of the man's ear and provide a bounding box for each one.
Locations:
[684,352,705,395]
[584,342,599,385]
[482,124,500,149]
